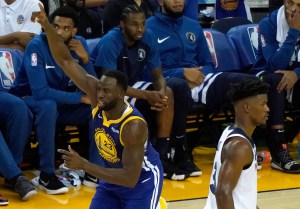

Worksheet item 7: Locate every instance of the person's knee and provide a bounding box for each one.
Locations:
[262,73,283,87]
[34,99,58,122]
[167,78,189,93]
[165,87,174,108]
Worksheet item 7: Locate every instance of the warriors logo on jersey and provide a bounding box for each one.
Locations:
[95,128,120,163]
[220,0,239,11]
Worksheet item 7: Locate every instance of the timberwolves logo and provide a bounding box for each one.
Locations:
[220,0,239,11]
[186,32,196,43]
[86,27,92,34]
[95,128,120,163]
[137,48,146,61]
[17,15,25,24]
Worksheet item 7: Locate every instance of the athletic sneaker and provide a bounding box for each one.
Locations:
[39,172,69,195]
[4,175,37,201]
[0,194,8,206]
[83,173,99,188]
[270,146,300,174]
[174,150,202,177]
[161,158,189,181]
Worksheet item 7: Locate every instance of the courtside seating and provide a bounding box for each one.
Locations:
[203,29,242,72]
[227,23,259,72]
[0,47,85,167]
[211,17,252,34]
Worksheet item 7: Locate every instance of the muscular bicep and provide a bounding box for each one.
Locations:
[217,137,253,194]
[120,118,148,185]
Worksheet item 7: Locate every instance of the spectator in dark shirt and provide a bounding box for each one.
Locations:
[102,0,156,34]
[65,0,103,39]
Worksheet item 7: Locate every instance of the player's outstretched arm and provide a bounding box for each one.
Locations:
[31,3,98,106]
[58,118,148,188]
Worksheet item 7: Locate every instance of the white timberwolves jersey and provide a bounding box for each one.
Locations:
[204,126,257,209]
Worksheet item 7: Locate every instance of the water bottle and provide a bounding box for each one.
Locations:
[256,150,271,164]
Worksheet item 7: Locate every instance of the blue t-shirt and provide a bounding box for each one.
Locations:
[91,27,161,86]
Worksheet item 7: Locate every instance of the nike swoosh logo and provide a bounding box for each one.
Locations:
[87,175,98,183]
[40,179,49,186]
[123,57,128,59]
[45,64,55,69]
[157,36,170,44]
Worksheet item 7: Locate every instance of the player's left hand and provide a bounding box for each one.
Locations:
[58,145,88,170]
[68,39,89,64]
[275,70,298,92]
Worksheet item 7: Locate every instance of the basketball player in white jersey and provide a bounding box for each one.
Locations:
[204,79,270,209]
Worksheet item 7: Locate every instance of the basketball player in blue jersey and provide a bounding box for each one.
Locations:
[204,79,269,209]
[32,5,163,209]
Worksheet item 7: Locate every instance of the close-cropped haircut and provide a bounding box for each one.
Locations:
[227,79,269,103]
[120,5,145,21]
[49,6,79,27]
[102,70,128,92]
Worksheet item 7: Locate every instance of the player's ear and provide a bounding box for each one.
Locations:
[243,102,250,113]
[119,90,125,99]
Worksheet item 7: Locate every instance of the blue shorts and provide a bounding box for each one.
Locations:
[89,160,163,209]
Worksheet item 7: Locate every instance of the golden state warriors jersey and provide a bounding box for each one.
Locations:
[91,102,160,169]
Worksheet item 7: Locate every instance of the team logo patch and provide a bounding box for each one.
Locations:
[0,51,15,89]
[95,128,120,163]
[86,27,92,34]
[204,31,218,68]
[261,34,266,47]
[31,53,37,66]
[17,15,25,24]
[186,32,196,43]
[247,26,259,59]
[137,48,146,61]
[220,0,239,11]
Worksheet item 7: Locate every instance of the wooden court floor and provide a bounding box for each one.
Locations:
[1,143,300,208]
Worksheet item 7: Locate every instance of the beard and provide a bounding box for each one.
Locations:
[102,99,118,111]
[162,3,184,19]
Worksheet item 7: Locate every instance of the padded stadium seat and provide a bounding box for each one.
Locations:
[0,48,23,92]
[211,17,253,34]
[86,37,101,54]
[203,29,241,72]
[227,23,259,72]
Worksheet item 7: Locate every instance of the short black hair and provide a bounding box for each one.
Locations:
[102,70,128,92]
[120,5,145,21]
[50,6,79,27]
[227,79,269,103]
